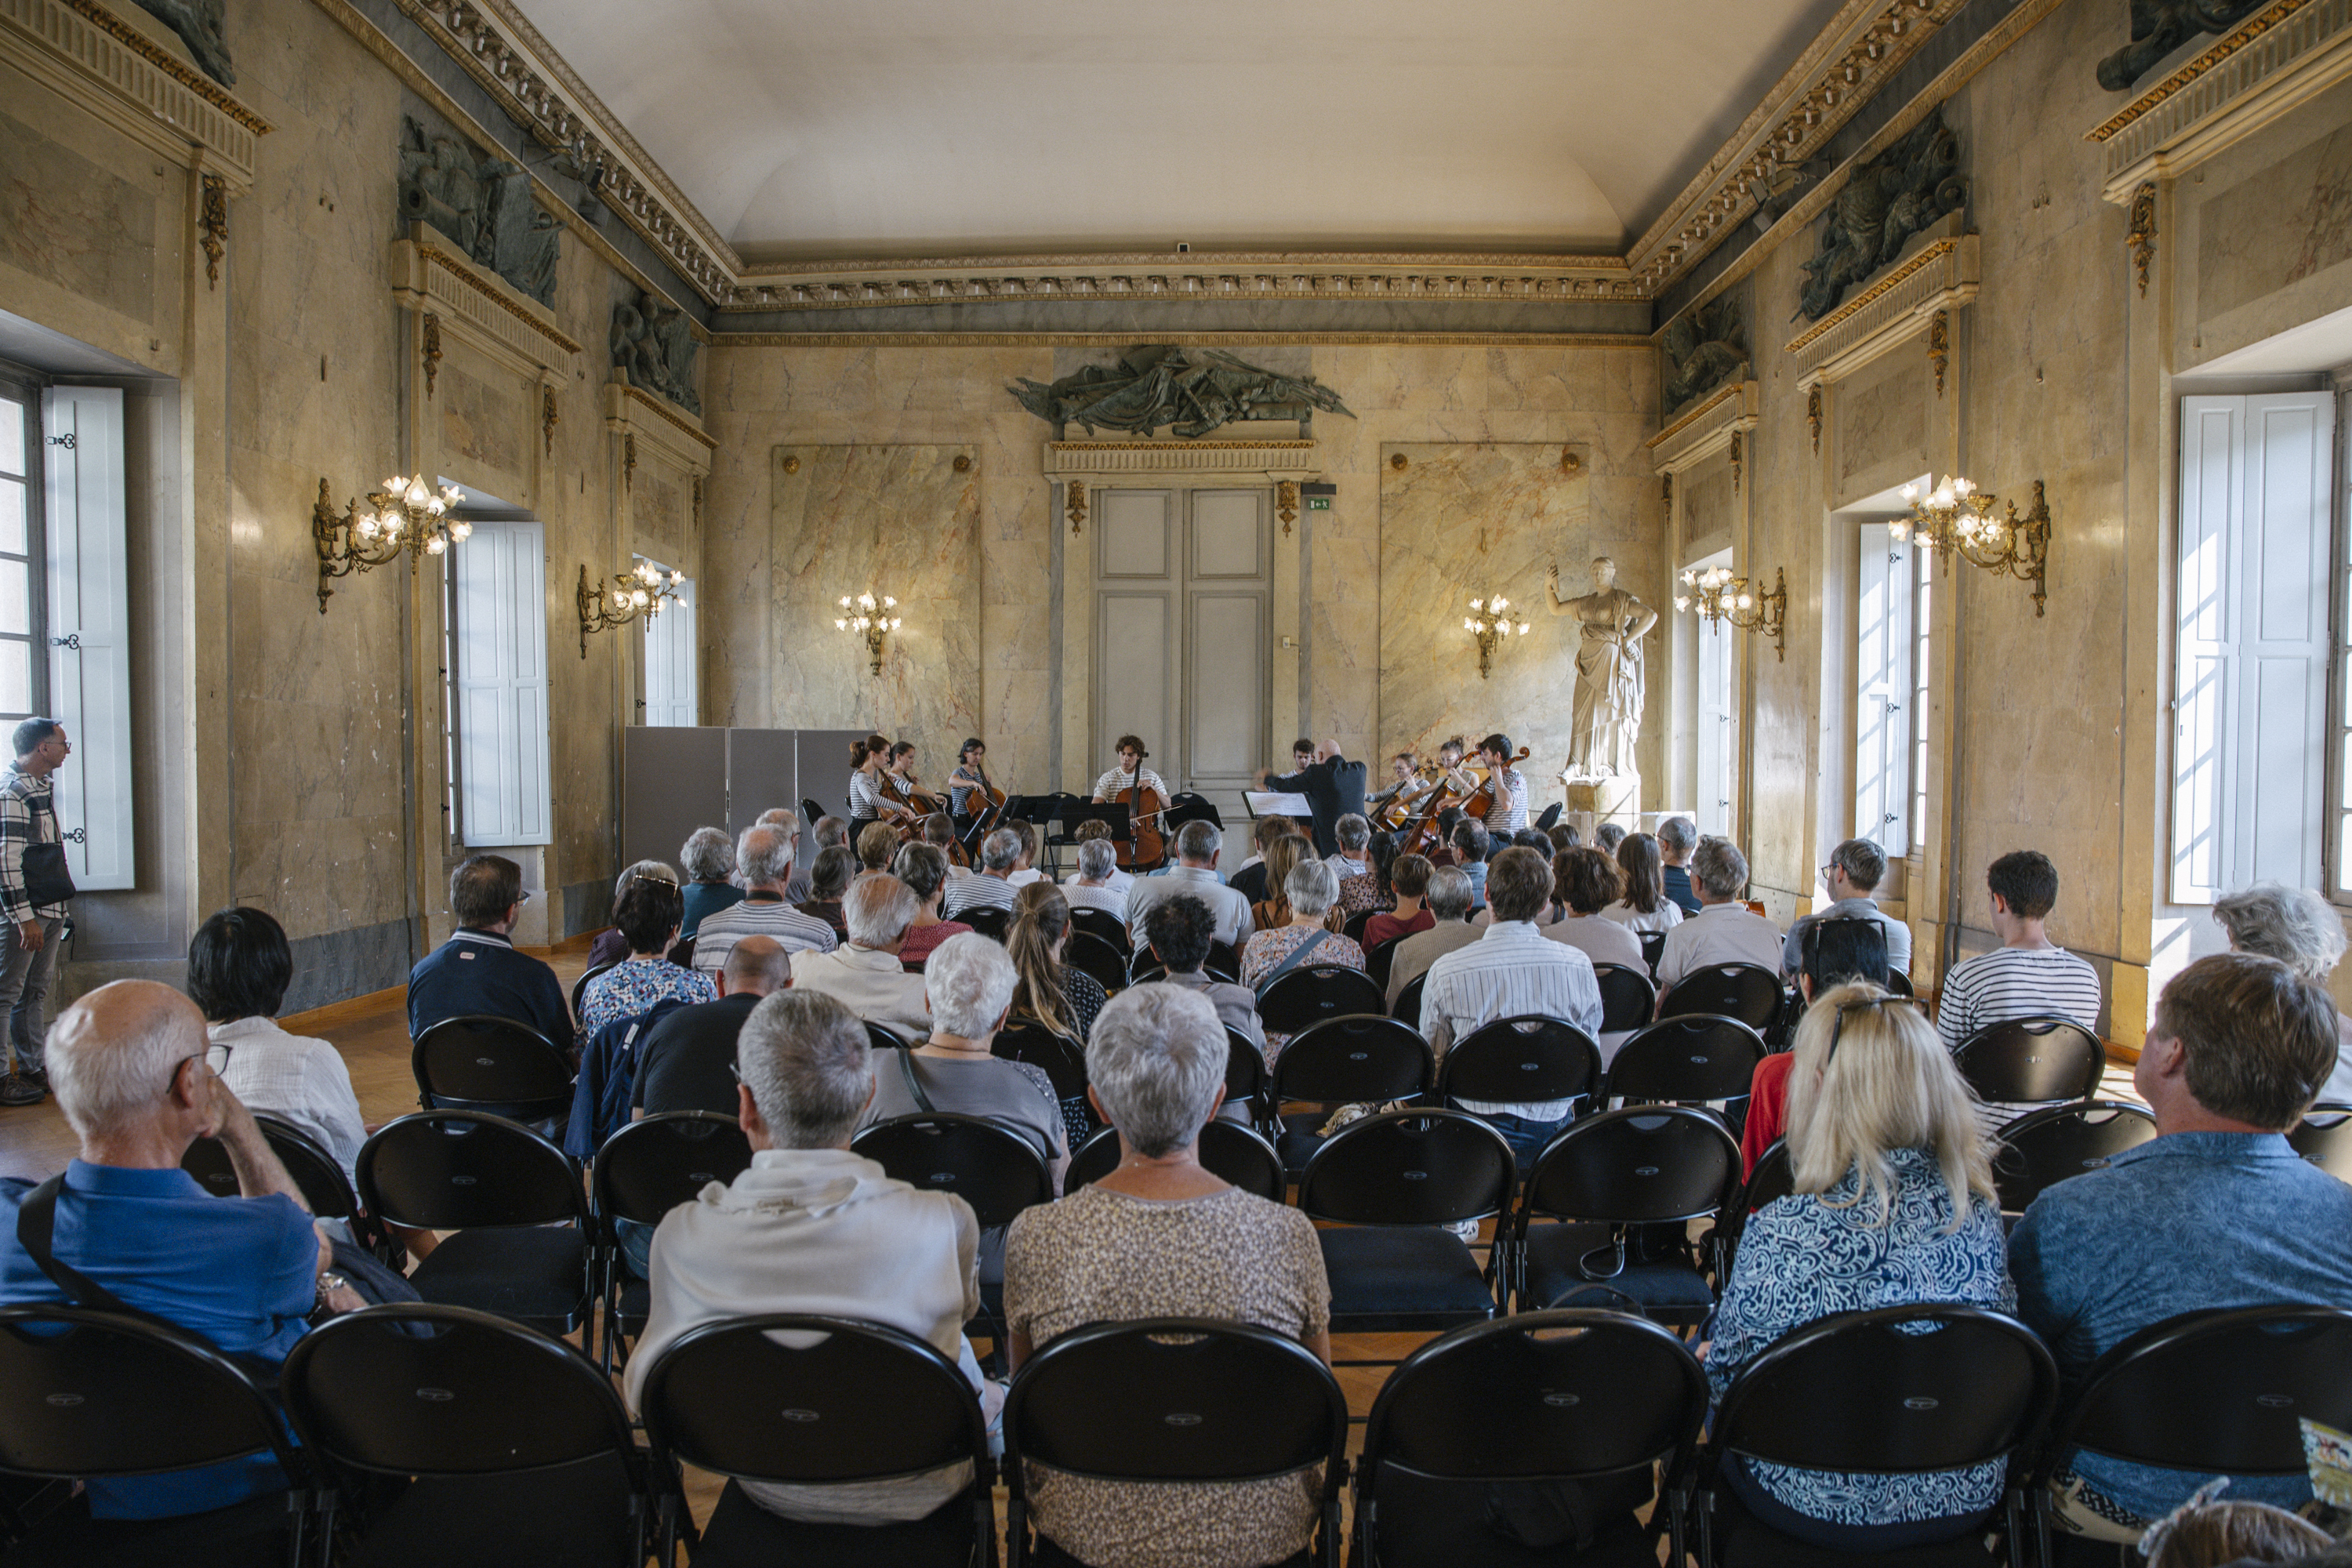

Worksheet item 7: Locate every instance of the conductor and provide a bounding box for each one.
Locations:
[1254,739,1367,861]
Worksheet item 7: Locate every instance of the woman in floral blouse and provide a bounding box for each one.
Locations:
[578,876,714,1034]
[1704,982,2013,1552]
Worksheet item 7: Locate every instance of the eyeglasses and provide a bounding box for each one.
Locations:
[1824,994,1926,1065]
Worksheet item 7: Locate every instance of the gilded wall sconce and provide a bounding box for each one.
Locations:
[1464,594,1528,679]
[311,473,470,614]
[1895,475,2052,616]
[837,592,903,676]
[578,559,685,658]
[1676,564,1789,662]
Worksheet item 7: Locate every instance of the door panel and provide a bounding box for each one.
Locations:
[1101,490,1171,577]
[1097,590,1171,786]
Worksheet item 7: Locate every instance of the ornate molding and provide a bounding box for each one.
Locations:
[1043,439,1321,481]
[1928,309,1949,394]
[542,384,558,456]
[2089,0,2352,201]
[198,171,225,287]
[1807,385,1824,453]
[1647,380,1760,476]
[390,227,583,383]
[622,432,635,490]
[1065,477,1086,536]
[420,311,441,397]
[2126,181,2158,296]
[602,378,715,475]
[1787,227,1980,388]
[0,0,268,187]
[724,257,1640,312]
[712,330,1648,350]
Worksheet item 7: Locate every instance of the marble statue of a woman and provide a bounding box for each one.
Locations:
[1545,557,1657,780]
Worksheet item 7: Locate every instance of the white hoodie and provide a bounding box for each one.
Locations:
[622,1147,988,1523]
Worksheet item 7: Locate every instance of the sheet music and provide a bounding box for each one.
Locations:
[1244,791,1313,818]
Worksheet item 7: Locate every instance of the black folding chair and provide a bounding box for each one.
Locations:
[1341,909,1376,944]
[2028,1303,2352,1562]
[1363,935,1400,993]
[959,906,1012,942]
[1436,1016,1603,1142]
[2291,1103,2352,1182]
[1004,1318,1349,1568]
[183,1112,400,1265]
[993,1018,1095,1148]
[1989,1100,2157,1217]
[1639,929,1668,978]
[590,1112,754,1375]
[1353,1310,1708,1568]
[1223,1025,1269,1125]
[569,962,617,1024]
[1391,971,1428,1025]
[1716,1136,1798,1274]
[1259,964,1388,1039]
[1207,939,1242,982]
[355,1112,593,1336]
[1067,1119,1287,1203]
[637,1314,996,1568]
[1512,1106,1742,1324]
[850,1113,1056,1230]
[0,1304,315,1568]
[1602,1014,1766,1113]
[1656,962,1782,1032]
[280,1304,651,1567]
[1067,906,1130,953]
[1062,931,1129,996]
[1267,1014,1435,1171]
[411,1014,574,1131]
[1298,1109,1516,1334]
[800,797,826,830]
[1592,962,1657,1034]
[866,1019,919,1051]
[1699,1305,2059,1568]
[1951,1016,2105,1107]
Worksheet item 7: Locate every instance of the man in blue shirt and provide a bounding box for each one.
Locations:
[1657,815,1704,917]
[2009,952,2352,1542]
[407,852,575,1055]
[0,980,358,1522]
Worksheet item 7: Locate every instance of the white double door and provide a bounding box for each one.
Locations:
[1092,487,1272,844]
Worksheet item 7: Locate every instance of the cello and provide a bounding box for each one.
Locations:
[1456,746,1532,830]
[1116,772,1171,872]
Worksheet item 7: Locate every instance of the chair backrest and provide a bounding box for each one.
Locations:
[1742,1137,1795,1214]
[866,1018,917,1051]
[960,906,1011,942]
[590,1112,755,1230]
[1436,1016,1602,1107]
[1298,1109,1517,1226]
[1383,973,1421,1025]
[1656,962,1782,1029]
[1068,1120,1288,1203]
[183,1112,358,1219]
[1886,968,1915,997]
[570,962,616,1024]
[800,797,825,830]
[281,1304,638,1478]
[993,1018,1089,1100]
[1341,909,1375,943]
[1952,1014,2105,1105]
[1063,931,1130,994]
[1068,906,1131,953]
[1269,1015,1433,1105]
[1258,964,1388,1035]
[1715,1305,2057,1475]
[1005,1317,1348,1492]
[1592,963,1657,1033]
[411,1014,573,1111]
[1520,1106,1742,1229]
[1363,935,1399,993]
[0,1303,305,1483]
[639,1313,988,1486]
[1127,953,1168,986]
[2290,1104,2352,1183]
[1602,1014,1766,1105]
[1360,1309,1704,1486]
[1638,929,1668,975]
[1223,1027,1269,1107]
[356,1110,587,1232]
[1990,1099,2158,1214]
[2049,1305,2352,1479]
[1207,940,1241,982]
[850,1112,1054,1229]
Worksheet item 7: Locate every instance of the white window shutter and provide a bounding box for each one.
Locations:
[40,387,133,889]
[639,567,695,728]
[2232,393,2332,889]
[1695,615,1733,837]
[1854,524,1913,856]
[2172,396,2241,903]
[452,519,550,846]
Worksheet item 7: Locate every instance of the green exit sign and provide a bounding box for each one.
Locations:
[1306,495,1330,510]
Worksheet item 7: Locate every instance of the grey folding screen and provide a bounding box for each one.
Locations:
[622,728,873,877]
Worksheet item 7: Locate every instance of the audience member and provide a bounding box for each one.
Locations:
[1784,836,1911,978]
[634,936,792,1119]
[1602,832,1683,935]
[797,844,855,940]
[1452,821,1490,908]
[0,982,359,1521]
[189,907,366,1184]
[1059,838,1128,918]
[1425,806,1467,868]
[1002,818,1046,889]
[1653,837,1781,990]
[1421,846,1603,1160]
[1385,866,1483,1007]
[2212,882,2352,1107]
[1742,918,1892,1173]
[1337,829,1397,920]
[789,876,932,1040]
[891,842,972,969]
[811,815,851,859]
[942,828,1024,920]
[1141,892,1265,1053]
[1125,820,1252,947]
[1934,850,2102,1053]
[1226,814,1294,907]
[1004,984,1330,1568]
[1544,848,1643,972]
[1708,982,2012,1552]
[678,826,744,939]
[920,812,971,880]
[1547,821,1584,855]
[2138,1488,2332,1568]
[855,820,898,878]
[408,854,574,1056]
[694,824,839,975]
[1595,822,1627,855]
[1249,832,1315,932]
[756,808,816,902]
[0,718,71,1106]
[588,858,680,968]
[1009,883,1106,1045]
[1363,852,1436,950]
[2010,953,2352,1538]
[1657,815,1703,916]
[580,875,715,1033]
[1324,813,1372,879]
[623,989,1000,1528]
[1064,821,1134,900]
[1240,858,1366,998]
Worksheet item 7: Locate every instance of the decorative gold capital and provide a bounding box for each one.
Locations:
[622,433,637,491]
[1730,433,1744,495]
[1276,480,1298,537]
[1065,477,1087,535]
[1928,310,1951,397]
[198,174,226,290]
[2126,181,2158,299]
[542,385,559,456]
[1807,386,1823,455]
[420,313,441,399]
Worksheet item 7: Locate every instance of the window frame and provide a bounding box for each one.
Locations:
[0,361,52,727]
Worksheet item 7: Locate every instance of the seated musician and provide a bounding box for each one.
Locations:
[885,742,928,809]
[848,734,916,826]
[1091,735,1169,806]
[947,737,994,828]
[1475,732,1530,835]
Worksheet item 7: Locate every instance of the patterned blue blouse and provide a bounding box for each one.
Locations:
[578,955,715,1036]
[1706,1145,2017,1526]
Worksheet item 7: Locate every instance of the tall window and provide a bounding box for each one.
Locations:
[0,379,44,726]
[637,556,695,727]
[448,514,550,848]
[1855,522,1920,856]
[1688,552,1735,837]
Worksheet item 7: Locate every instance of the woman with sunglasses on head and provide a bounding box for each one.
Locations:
[1741,917,1889,1174]
[1704,980,2012,1555]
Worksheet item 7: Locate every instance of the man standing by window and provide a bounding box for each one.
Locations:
[0,718,71,1109]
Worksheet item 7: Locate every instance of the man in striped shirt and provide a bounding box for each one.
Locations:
[1475,733,1529,835]
[1421,846,1602,1161]
[941,827,1023,920]
[0,719,70,1107]
[1936,849,2103,1054]
[692,823,838,976]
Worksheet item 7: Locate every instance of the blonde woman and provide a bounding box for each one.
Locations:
[1007,882,1105,1045]
[1704,983,2013,1552]
[1249,833,1316,934]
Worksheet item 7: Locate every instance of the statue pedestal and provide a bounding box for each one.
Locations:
[1562,775,1640,831]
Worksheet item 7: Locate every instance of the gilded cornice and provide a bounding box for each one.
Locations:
[706,331,1650,350]
[1784,238,1962,354]
[416,241,583,355]
[606,379,717,452]
[2087,0,2319,141]
[1645,381,1750,450]
[1,0,269,186]
[54,0,270,131]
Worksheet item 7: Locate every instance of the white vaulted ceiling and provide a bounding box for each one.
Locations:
[513,0,1851,263]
